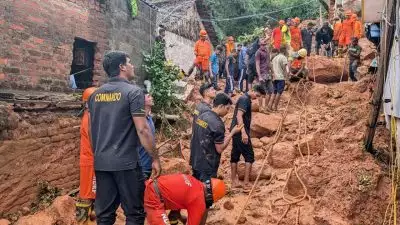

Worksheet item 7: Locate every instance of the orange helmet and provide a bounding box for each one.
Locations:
[211,178,226,202]
[200,29,207,37]
[279,20,285,25]
[82,87,97,102]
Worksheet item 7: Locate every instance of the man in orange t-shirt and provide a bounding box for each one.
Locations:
[76,87,97,223]
[290,17,302,52]
[144,174,226,225]
[189,29,212,81]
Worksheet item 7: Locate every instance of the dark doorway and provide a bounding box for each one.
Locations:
[70,38,96,89]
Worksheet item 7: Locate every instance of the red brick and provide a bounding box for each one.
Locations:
[10,24,24,31]
[32,37,44,44]
[0,58,8,65]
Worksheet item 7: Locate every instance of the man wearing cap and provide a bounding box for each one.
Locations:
[271,21,284,50]
[144,174,226,225]
[255,39,272,113]
[88,51,161,225]
[290,17,302,52]
[189,30,212,81]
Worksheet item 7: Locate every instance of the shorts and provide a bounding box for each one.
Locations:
[260,79,274,95]
[231,134,254,163]
[79,165,96,200]
[273,80,285,94]
[192,169,217,182]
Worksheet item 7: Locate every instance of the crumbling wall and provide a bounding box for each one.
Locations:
[164,31,195,72]
[0,0,157,91]
[0,93,82,214]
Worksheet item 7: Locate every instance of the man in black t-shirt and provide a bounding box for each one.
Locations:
[190,83,216,168]
[191,93,243,182]
[230,85,265,189]
[88,51,161,225]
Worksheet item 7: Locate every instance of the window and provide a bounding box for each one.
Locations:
[70,38,96,89]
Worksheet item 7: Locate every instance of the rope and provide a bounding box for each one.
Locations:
[232,83,299,225]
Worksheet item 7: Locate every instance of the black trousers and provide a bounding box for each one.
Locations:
[95,167,145,225]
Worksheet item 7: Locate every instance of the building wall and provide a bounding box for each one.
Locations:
[164,31,195,72]
[0,0,156,91]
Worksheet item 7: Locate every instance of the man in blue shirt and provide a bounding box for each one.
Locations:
[209,45,223,90]
[137,89,156,180]
[238,43,248,92]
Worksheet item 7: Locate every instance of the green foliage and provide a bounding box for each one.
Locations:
[143,42,180,113]
[129,0,138,18]
[30,181,61,212]
[237,27,264,44]
[205,0,321,38]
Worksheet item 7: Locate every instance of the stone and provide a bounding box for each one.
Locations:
[251,138,263,148]
[21,207,31,216]
[223,200,234,210]
[254,148,265,160]
[295,133,324,156]
[160,157,191,175]
[307,55,348,83]
[268,142,296,168]
[260,136,274,145]
[237,161,272,181]
[358,38,377,61]
[250,113,280,138]
[238,216,247,224]
[0,219,11,225]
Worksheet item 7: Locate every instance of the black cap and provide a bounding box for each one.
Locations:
[199,83,213,97]
[213,93,232,107]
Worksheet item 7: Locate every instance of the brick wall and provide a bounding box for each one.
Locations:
[0,95,82,214]
[0,0,156,91]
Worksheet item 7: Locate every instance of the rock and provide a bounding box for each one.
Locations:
[268,142,296,168]
[0,219,11,225]
[223,200,234,210]
[238,216,247,224]
[295,133,324,156]
[307,56,348,83]
[260,136,273,145]
[251,138,263,148]
[359,38,377,61]
[21,207,31,216]
[15,196,76,225]
[254,148,265,160]
[357,65,369,78]
[250,113,280,138]
[237,161,272,181]
[161,157,191,175]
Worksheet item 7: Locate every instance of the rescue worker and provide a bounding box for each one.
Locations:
[136,88,156,180]
[348,37,362,82]
[301,22,315,56]
[316,22,334,57]
[290,17,302,52]
[271,21,284,50]
[76,87,97,223]
[289,48,308,82]
[332,17,342,56]
[281,20,291,48]
[352,14,362,39]
[225,36,235,57]
[88,51,160,225]
[144,174,226,225]
[230,85,265,189]
[339,11,354,53]
[188,30,212,81]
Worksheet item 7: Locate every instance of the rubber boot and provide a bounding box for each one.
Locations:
[76,199,94,224]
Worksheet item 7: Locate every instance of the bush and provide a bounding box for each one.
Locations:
[143,42,180,113]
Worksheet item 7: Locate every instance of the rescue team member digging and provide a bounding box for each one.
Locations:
[191,93,243,182]
[88,51,161,225]
[190,83,216,169]
[76,87,97,223]
[144,174,226,225]
[230,85,265,189]
[136,88,156,180]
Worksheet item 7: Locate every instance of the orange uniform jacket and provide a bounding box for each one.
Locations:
[144,174,206,225]
[290,26,302,51]
[353,20,362,39]
[80,110,93,166]
[194,39,212,71]
[333,22,342,41]
[271,27,282,49]
[339,18,354,46]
